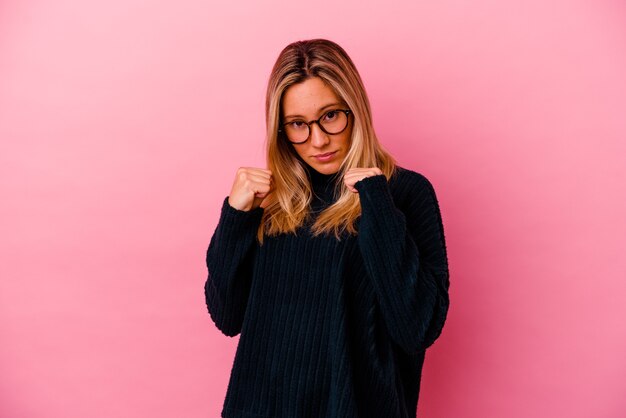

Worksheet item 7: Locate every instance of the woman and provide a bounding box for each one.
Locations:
[205,38,450,418]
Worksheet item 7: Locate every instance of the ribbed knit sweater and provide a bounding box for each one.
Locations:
[204,163,450,418]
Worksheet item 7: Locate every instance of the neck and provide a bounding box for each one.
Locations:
[304,163,340,207]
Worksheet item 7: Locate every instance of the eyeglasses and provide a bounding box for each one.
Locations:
[278,109,352,144]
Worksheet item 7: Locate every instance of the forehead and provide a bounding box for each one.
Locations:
[281,77,342,117]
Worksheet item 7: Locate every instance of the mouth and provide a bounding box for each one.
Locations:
[313,151,337,162]
[314,151,335,157]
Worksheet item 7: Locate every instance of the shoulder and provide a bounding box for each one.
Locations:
[387,166,447,254]
[389,165,437,198]
[387,165,445,223]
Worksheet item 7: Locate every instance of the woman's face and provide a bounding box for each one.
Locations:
[281,77,353,175]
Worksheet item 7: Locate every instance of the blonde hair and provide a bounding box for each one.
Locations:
[258,38,397,244]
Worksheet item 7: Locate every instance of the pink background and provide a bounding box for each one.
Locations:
[1,1,625,417]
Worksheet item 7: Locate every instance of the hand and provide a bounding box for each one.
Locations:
[343,167,383,193]
[227,167,273,211]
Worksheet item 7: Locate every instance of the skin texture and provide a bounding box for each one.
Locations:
[227,76,383,212]
[227,167,272,211]
[281,76,353,176]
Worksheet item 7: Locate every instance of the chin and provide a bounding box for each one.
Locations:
[313,163,340,175]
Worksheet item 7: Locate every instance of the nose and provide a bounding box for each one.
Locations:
[309,122,330,148]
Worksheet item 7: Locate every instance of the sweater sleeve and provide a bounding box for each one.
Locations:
[204,196,264,337]
[354,172,450,353]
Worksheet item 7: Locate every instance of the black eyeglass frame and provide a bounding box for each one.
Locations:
[278,109,352,144]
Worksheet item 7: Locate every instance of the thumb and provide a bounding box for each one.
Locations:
[258,190,273,209]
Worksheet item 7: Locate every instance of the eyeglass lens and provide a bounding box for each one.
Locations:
[284,110,348,143]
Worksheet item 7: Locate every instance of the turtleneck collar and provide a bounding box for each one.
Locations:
[303,163,341,208]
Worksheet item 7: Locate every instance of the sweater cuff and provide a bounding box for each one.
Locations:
[219,196,264,232]
[354,174,398,216]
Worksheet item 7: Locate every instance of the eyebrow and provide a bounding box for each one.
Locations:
[284,102,342,121]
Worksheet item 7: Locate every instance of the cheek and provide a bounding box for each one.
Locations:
[291,144,308,160]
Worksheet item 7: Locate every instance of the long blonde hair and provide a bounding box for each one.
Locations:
[258,38,397,244]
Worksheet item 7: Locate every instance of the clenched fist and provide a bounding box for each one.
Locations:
[343,167,383,193]
[227,167,273,211]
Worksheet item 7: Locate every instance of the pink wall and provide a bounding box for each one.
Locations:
[1,1,625,417]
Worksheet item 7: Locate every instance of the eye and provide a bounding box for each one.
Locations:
[288,121,306,130]
[323,110,339,121]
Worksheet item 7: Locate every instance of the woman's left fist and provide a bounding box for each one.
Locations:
[343,167,383,193]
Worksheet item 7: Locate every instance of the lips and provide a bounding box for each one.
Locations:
[314,151,336,158]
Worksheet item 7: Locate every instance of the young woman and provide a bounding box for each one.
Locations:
[205,38,450,418]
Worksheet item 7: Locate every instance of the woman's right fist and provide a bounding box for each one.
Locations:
[227,167,273,211]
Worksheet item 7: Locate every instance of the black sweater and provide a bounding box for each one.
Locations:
[204,163,450,418]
